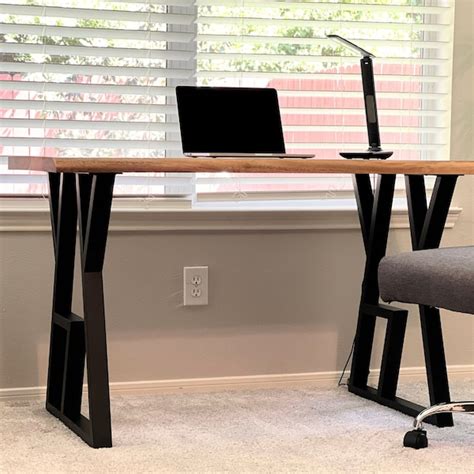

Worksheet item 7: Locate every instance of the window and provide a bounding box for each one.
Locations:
[0,0,197,196]
[1,0,455,203]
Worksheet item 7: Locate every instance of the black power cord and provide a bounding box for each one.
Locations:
[337,338,355,386]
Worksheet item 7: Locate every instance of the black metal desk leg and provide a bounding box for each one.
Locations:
[349,174,396,388]
[348,174,425,421]
[405,174,458,427]
[45,172,115,448]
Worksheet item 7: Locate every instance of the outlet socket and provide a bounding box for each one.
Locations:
[184,266,208,306]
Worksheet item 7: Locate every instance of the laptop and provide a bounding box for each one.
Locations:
[176,86,314,159]
[326,35,393,160]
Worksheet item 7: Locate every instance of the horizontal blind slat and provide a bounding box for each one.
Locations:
[286,143,446,150]
[0,23,195,42]
[1,137,181,148]
[108,0,195,5]
[1,118,180,132]
[198,53,449,67]
[0,4,195,25]
[279,108,446,118]
[0,81,177,96]
[197,16,449,32]
[15,0,196,4]
[199,71,451,79]
[196,0,451,15]
[1,99,178,114]
[199,34,450,50]
[0,174,194,187]
[2,43,194,62]
[0,62,193,79]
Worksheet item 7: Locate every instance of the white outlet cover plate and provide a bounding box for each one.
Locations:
[184,266,208,306]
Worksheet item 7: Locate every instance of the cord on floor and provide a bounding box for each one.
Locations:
[338,338,355,387]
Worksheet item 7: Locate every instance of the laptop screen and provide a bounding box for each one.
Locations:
[176,86,286,154]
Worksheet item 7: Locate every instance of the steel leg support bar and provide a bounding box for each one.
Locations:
[45,172,115,448]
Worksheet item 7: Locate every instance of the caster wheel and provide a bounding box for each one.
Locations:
[403,429,428,449]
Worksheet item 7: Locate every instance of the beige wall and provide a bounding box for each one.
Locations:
[0,0,472,390]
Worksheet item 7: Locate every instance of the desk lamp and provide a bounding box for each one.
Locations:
[327,34,393,159]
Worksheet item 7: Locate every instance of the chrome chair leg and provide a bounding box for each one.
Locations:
[403,402,474,449]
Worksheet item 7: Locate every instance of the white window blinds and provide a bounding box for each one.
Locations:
[0,0,196,195]
[195,0,455,200]
[1,0,455,200]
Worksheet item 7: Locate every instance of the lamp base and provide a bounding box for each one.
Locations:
[339,150,393,160]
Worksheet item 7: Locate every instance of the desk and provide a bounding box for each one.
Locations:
[9,157,474,448]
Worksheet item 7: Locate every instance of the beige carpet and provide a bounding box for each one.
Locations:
[1,380,473,473]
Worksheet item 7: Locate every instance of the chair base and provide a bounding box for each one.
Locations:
[403,401,474,449]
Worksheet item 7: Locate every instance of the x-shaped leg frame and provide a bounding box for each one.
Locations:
[46,172,116,448]
[348,174,410,412]
[348,173,458,427]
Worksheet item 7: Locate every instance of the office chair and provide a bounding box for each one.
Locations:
[378,246,474,449]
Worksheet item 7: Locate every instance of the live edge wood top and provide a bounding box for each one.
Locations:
[8,156,474,175]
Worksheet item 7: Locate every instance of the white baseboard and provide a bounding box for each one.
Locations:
[1,365,473,401]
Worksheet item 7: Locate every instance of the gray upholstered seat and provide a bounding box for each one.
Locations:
[379,246,474,315]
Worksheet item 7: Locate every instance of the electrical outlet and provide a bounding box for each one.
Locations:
[191,275,202,285]
[184,266,208,306]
